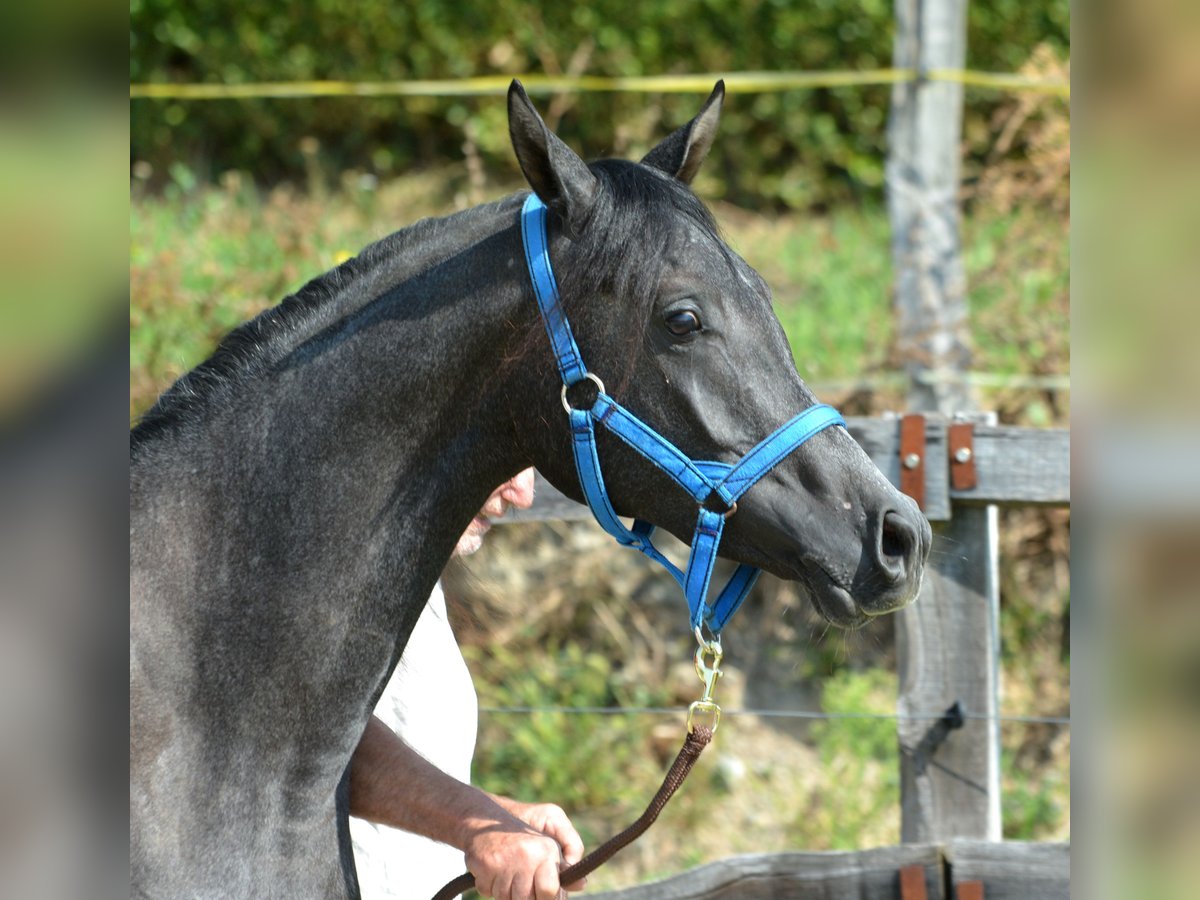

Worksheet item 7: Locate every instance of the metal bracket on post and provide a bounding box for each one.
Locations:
[899,413,927,510]
[899,863,929,900]
[948,420,978,491]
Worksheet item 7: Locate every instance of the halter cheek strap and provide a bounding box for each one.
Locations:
[520,193,844,636]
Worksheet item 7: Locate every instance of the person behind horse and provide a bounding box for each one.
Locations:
[349,468,587,900]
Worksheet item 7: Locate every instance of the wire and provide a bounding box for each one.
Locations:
[477,710,1070,729]
[805,371,1070,394]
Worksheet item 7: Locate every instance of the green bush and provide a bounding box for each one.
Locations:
[130,0,1068,208]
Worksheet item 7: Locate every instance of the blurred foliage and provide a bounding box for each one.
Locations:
[1,99,126,417]
[995,506,1070,841]
[1002,737,1069,839]
[801,668,900,847]
[129,0,1068,208]
[964,44,1070,215]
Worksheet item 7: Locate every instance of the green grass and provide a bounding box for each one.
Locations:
[964,211,1070,380]
[130,181,377,416]
[729,209,896,383]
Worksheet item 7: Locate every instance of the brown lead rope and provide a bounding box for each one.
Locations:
[430,724,714,900]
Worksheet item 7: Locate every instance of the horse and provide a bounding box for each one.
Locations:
[130,80,930,898]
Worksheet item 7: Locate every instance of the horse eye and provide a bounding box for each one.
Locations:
[665,310,702,336]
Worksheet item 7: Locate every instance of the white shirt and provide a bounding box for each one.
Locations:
[351,582,479,899]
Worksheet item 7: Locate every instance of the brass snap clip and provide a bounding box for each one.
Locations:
[687,635,723,734]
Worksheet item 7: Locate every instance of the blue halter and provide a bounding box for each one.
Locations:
[520,193,845,637]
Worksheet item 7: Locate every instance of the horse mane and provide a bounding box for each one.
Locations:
[131,256,358,455]
[130,163,725,456]
[129,195,521,456]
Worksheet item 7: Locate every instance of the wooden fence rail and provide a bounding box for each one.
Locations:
[585,841,1069,900]
[503,416,1070,526]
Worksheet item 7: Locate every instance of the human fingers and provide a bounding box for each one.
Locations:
[469,829,567,900]
[531,857,564,900]
[532,806,588,868]
[473,871,497,899]
[561,869,587,893]
[537,806,584,867]
[491,869,515,900]
[560,861,587,894]
[466,844,508,900]
[506,467,536,509]
[538,818,587,893]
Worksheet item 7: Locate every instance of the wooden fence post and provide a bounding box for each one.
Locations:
[888,0,1003,843]
[895,467,1003,843]
[887,0,972,414]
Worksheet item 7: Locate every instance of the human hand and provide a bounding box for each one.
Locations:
[494,797,586,892]
[464,796,586,900]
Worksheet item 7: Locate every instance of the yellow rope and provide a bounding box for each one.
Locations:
[925,68,1069,96]
[129,68,1069,101]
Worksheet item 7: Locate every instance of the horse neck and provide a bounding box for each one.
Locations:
[133,194,546,773]
[159,197,537,539]
[252,201,541,551]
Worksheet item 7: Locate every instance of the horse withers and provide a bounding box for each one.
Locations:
[130,81,930,898]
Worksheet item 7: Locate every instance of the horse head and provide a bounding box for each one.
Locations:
[506,81,930,628]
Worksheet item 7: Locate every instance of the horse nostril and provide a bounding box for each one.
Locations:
[878,510,918,582]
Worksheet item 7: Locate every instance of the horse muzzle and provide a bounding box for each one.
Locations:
[822,494,930,626]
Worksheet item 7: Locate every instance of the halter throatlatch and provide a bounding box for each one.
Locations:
[520,193,845,638]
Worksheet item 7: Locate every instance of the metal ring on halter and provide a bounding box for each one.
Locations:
[560,372,606,414]
[693,625,723,657]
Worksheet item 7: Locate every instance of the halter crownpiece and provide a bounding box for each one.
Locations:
[520,192,845,637]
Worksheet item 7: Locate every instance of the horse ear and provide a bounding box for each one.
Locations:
[641,80,725,185]
[508,80,599,234]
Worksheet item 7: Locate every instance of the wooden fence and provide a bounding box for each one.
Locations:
[501,413,1070,898]
[587,841,1069,900]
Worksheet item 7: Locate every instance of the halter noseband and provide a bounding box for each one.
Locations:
[520,193,844,638]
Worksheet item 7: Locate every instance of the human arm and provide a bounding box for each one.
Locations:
[349,714,586,900]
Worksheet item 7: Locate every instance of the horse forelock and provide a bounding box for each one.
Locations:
[551,159,731,395]
[562,159,723,308]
